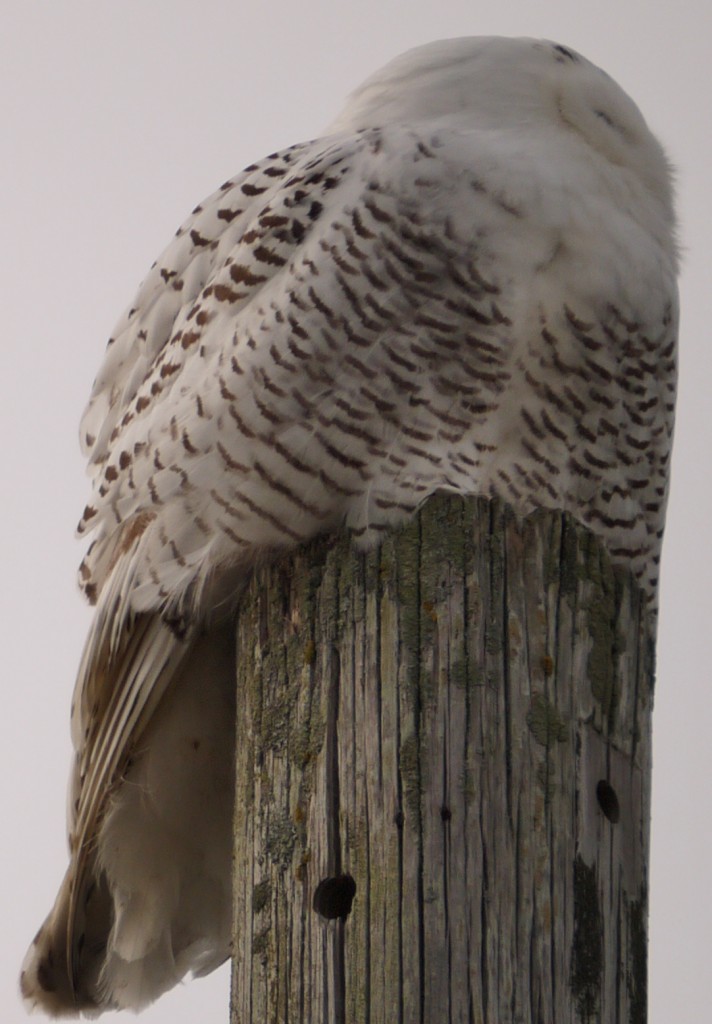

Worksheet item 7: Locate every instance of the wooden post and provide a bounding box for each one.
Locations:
[230,495,652,1024]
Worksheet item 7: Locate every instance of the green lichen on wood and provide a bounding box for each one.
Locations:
[399,732,422,829]
[265,812,297,870]
[449,657,468,690]
[252,927,270,961]
[252,879,272,915]
[585,586,622,720]
[528,694,567,798]
[571,855,603,1022]
[527,694,568,748]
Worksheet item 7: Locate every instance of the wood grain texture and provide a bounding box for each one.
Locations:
[230,495,652,1024]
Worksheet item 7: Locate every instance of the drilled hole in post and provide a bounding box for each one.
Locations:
[596,779,620,823]
[313,874,357,920]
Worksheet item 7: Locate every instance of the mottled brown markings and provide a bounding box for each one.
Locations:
[319,327,341,354]
[263,165,288,179]
[521,407,545,440]
[374,496,419,513]
[168,540,186,567]
[288,288,310,313]
[585,448,618,471]
[253,245,287,267]
[382,343,419,374]
[217,207,242,223]
[287,314,309,341]
[359,386,396,415]
[230,264,267,287]
[379,234,429,277]
[575,422,598,444]
[218,522,249,547]
[314,432,369,472]
[285,335,310,361]
[540,408,569,443]
[193,516,211,536]
[341,320,371,349]
[219,377,237,400]
[290,388,313,414]
[588,387,616,411]
[216,442,249,473]
[333,396,371,422]
[213,284,246,304]
[521,439,561,475]
[561,385,586,415]
[228,404,256,438]
[529,470,559,501]
[241,182,268,197]
[190,229,210,247]
[348,520,390,538]
[400,424,434,443]
[252,461,328,518]
[404,444,441,466]
[584,358,613,383]
[257,371,288,400]
[307,286,338,326]
[210,488,247,521]
[160,362,181,378]
[300,358,335,389]
[434,376,479,398]
[181,430,198,455]
[383,365,420,395]
[181,331,201,349]
[351,207,375,240]
[268,344,297,373]
[336,275,384,332]
[230,489,305,541]
[318,414,381,447]
[253,393,285,426]
[623,433,650,452]
[319,240,359,277]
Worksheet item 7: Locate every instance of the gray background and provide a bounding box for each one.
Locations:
[3,2,709,1021]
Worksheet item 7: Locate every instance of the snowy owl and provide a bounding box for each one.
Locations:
[21,36,677,1016]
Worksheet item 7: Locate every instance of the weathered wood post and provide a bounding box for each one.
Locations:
[230,495,652,1023]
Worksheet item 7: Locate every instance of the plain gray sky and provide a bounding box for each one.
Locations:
[3,3,710,1022]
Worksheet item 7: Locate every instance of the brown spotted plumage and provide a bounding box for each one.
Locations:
[21,37,677,1016]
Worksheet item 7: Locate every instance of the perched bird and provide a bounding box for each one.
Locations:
[21,36,677,1016]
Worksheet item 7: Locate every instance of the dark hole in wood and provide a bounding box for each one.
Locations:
[393,809,404,829]
[313,874,357,920]
[440,805,452,822]
[596,779,620,823]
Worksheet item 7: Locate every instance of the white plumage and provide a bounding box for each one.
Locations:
[21,37,677,1015]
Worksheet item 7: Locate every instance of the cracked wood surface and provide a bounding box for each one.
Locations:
[230,495,652,1024]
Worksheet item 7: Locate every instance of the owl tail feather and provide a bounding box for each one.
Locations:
[20,864,111,1017]
[20,524,237,1016]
